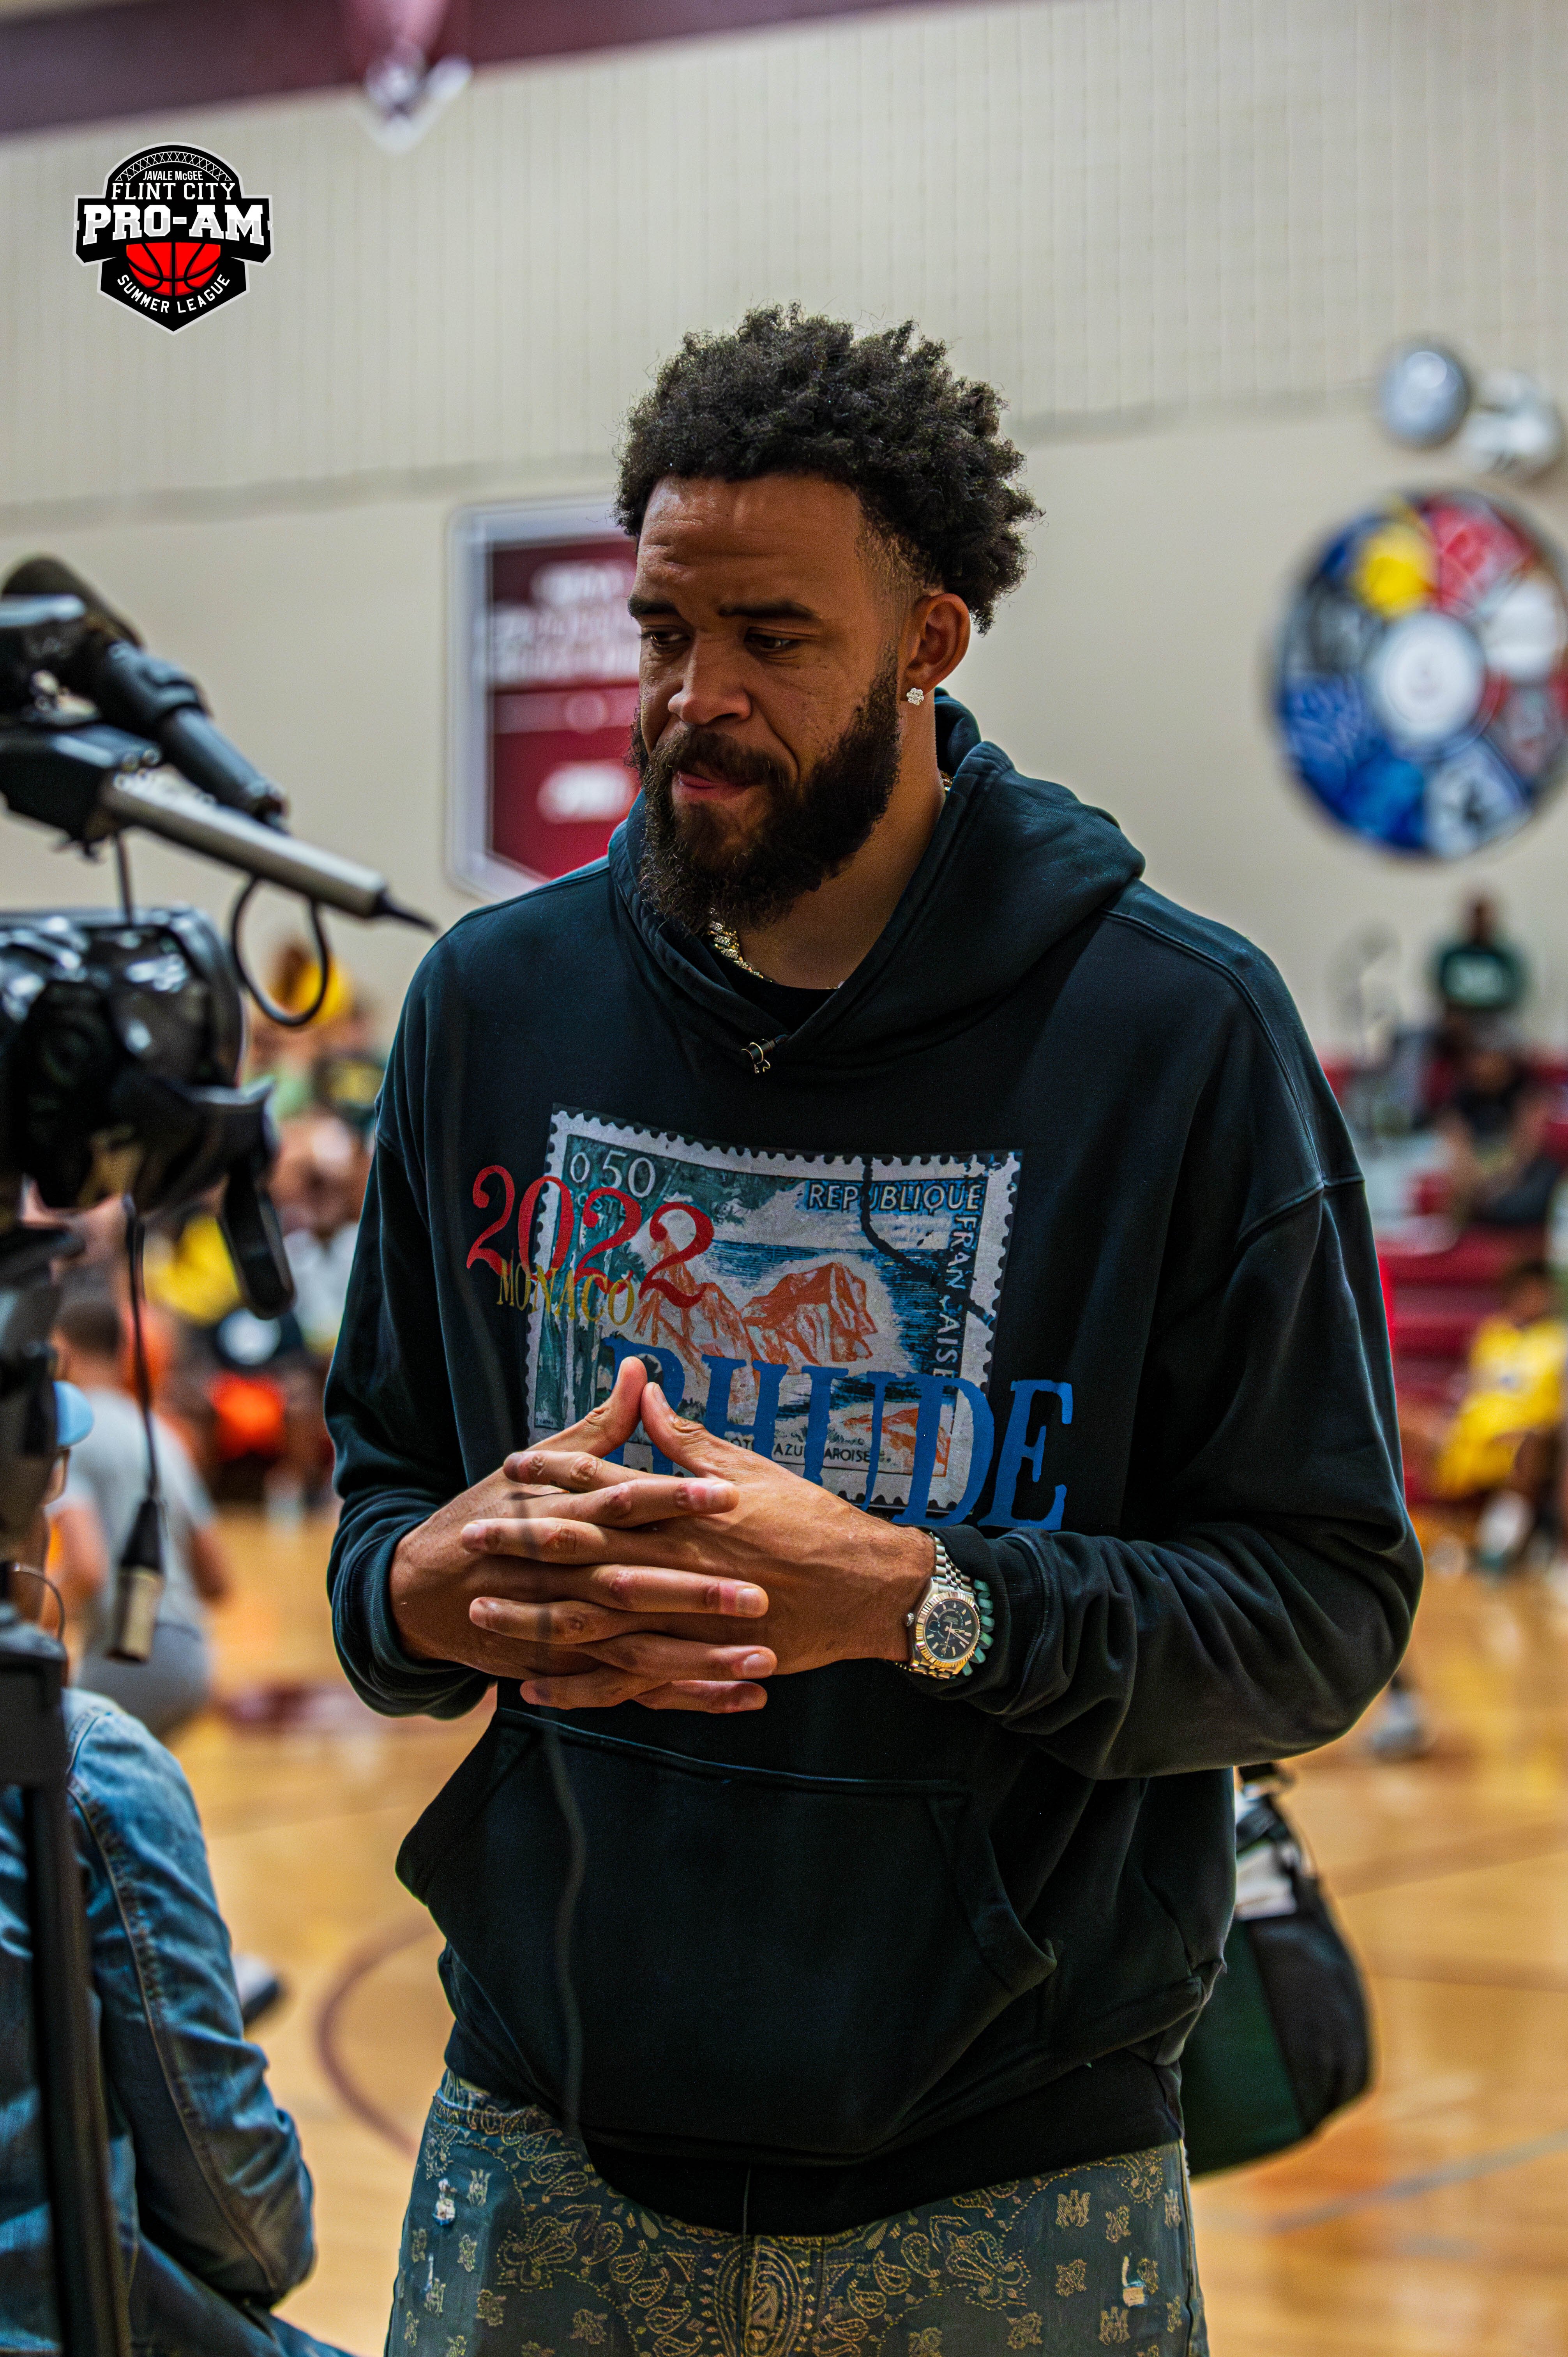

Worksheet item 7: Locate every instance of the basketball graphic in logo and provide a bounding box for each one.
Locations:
[74,145,271,331]
[1274,491,1568,858]
[123,240,223,300]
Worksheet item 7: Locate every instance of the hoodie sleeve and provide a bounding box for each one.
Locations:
[938,1180,1418,1776]
[932,968,1421,1779]
[325,1007,491,1721]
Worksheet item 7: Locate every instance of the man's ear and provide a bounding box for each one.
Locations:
[902,592,971,698]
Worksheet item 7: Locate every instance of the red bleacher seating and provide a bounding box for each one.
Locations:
[1322,1052,1568,1502]
[1380,1234,1544,1502]
[1379,1229,1545,1409]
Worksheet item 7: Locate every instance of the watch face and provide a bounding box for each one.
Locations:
[920,1592,981,1667]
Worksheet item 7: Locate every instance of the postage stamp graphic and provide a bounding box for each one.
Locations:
[510,1108,1021,1516]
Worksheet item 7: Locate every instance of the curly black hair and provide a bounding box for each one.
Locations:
[614,307,1038,631]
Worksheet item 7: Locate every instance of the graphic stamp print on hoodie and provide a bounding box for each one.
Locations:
[515,1109,1020,1518]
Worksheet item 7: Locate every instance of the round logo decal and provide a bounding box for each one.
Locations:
[1274,491,1568,857]
[74,145,271,331]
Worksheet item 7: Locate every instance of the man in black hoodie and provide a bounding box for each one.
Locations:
[328,309,1419,2356]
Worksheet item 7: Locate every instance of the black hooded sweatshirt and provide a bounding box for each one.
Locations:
[326,693,1420,2230]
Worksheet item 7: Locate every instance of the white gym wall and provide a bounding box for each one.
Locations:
[3,0,1566,1045]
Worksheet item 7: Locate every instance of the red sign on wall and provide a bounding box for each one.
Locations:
[450,502,641,897]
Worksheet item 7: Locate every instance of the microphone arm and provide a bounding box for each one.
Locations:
[1,557,287,827]
[101,770,431,926]
[96,641,288,828]
[0,590,433,931]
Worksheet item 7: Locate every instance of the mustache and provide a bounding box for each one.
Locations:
[631,719,794,799]
[632,649,904,938]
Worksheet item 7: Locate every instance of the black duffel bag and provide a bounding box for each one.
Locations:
[1181,1765,1372,2177]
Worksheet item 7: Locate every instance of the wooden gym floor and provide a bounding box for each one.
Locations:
[171,1513,1568,2357]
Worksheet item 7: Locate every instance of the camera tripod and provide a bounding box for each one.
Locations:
[0,1226,129,2357]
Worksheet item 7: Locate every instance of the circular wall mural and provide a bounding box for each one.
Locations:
[1275,491,1568,857]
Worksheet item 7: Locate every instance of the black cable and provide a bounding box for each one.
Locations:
[541,1721,586,2144]
[39,1574,65,1643]
[4,1567,66,1641]
[105,1202,169,1665]
[122,1205,161,1518]
[228,878,334,1028]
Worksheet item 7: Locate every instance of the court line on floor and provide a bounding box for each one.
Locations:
[1208,2124,1568,2235]
[1330,1819,1568,1896]
[200,1782,471,1844]
[1365,1955,1568,1994]
[314,1915,440,2159]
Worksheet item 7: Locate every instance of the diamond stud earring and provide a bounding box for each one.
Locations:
[904,687,925,706]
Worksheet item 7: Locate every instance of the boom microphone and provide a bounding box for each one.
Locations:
[100,770,431,926]
[0,582,433,931]
[2,555,287,827]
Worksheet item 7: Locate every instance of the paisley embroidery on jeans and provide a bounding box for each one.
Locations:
[391,2080,1208,2357]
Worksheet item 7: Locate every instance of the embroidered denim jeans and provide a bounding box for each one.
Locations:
[387,2072,1209,2357]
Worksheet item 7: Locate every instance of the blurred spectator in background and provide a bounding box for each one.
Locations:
[144,1193,282,1485]
[311,1042,385,1136]
[134,937,382,1514]
[145,1123,369,1515]
[1433,894,1528,1031]
[60,1193,139,1281]
[244,939,380,1120]
[1421,895,1532,1129]
[258,1112,371,1518]
[271,1114,371,1360]
[49,1292,231,1737]
[1366,1665,1432,1760]
[145,1205,332,1516]
[1398,1258,1567,1575]
[1331,897,1540,1151]
[1436,1024,1557,1227]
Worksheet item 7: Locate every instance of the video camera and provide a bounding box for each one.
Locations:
[0,558,429,2356]
[0,558,430,1548]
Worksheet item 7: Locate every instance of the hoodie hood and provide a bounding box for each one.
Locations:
[607,690,1145,1074]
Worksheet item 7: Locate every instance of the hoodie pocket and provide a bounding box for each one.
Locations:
[398,1709,1056,2162]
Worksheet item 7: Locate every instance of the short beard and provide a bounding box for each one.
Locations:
[631,652,904,940]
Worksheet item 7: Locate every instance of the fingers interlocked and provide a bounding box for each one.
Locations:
[467,1564,769,1649]
[461,1451,769,1668]
[459,1407,778,1713]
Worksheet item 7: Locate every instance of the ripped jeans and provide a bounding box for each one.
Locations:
[387,2072,1209,2357]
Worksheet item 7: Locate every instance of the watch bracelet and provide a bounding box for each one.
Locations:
[938,1537,994,1675]
[911,1536,993,1678]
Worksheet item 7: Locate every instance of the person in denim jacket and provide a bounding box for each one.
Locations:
[0,1410,349,2357]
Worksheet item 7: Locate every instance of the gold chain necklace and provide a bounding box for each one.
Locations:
[708,919,770,978]
[708,773,952,983]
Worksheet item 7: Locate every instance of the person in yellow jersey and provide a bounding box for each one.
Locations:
[1400,1258,1568,1575]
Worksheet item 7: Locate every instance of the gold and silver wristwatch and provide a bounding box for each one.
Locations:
[901,1537,995,1679]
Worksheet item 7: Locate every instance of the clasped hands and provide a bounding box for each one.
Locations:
[388,1357,934,1713]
